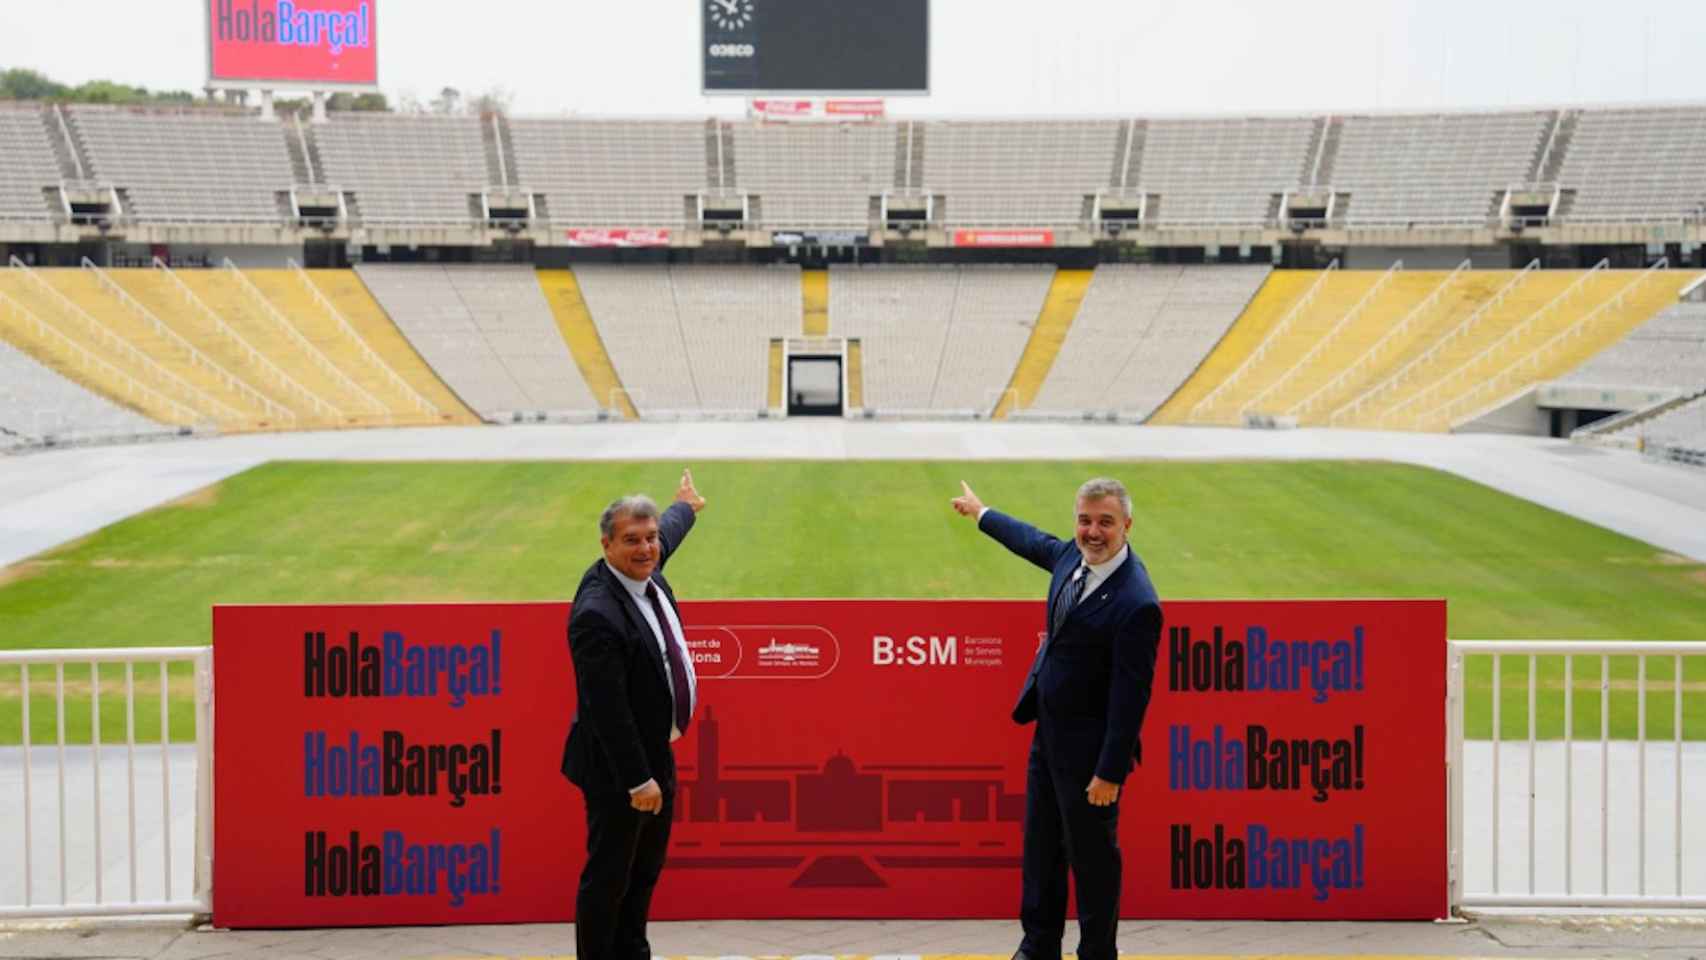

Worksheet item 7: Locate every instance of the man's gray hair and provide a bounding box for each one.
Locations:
[600,494,660,537]
[1076,477,1132,517]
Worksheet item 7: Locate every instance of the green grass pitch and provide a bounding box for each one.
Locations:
[2,459,1703,744]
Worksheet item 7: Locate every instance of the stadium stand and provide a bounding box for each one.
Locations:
[574,265,799,416]
[67,107,292,222]
[829,265,1052,415]
[733,122,895,230]
[995,269,1091,419]
[0,106,60,222]
[922,120,1120,227]
[313,115,489,224]
[1136,117,1316,226]
[1028,265,1271,420]
[0,333,163,444]
[535,270,637,419]
[1556,301,1706,394]
[1557,106,1706,223]
[1330,112,1549,226]
[354,264,597,419]
[508,119,705,227]
[1630,392,1706,457]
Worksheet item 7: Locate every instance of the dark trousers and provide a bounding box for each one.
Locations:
[575,789,674,960]
[1019,732,1123,960]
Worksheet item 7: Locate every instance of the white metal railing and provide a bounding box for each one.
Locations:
[1450,640,1705,911]
[0,647,212,919]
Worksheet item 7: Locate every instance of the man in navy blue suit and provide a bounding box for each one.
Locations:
[952,477,1163,960]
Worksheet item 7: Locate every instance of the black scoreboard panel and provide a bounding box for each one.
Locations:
[703,0,929,94]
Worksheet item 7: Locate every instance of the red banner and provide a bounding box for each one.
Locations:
[564,228,672,248]
[749,99,816,120]
[208,0,379,88]
[212,599,1446,927]
[825,99,886,119]
[953,230,1056,248]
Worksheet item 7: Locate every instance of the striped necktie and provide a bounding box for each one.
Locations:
[1050,564,1090,638]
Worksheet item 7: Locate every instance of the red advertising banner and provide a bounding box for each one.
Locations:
[208,0,378,88]
[749,99,816,120]
[212,599,1446,927]
[953,230,1056,248]
[824,99,886,119]
[564,229,672,248]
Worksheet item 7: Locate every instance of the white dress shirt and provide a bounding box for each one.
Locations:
[606,561,698,795]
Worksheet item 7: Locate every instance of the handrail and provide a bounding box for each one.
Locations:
[1430,261,1669,427]
[1242,258,1402,417]
[1187,258,1339,421]
[1331,260,1542,426]
[78,258,291,424]
[1299,259,1468,420]
[221,260,389,417]
[286,259,441,418]
[0,293,200,424]
[7,257,239,421]
[150,257,338,420]
[1383,259,1612,427]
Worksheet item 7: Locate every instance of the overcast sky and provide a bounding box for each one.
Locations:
[1,0,1701,117]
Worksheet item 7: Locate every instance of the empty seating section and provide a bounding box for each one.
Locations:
[1559,108,1706,223]
[355,265,595,419]
[1558,302,1706,393]
[574,265,799,415]
[69,107,291,222]
[1635,394,1706,452]
[922,121,1118,227]
[315,115,487,224]
[0,107,58,221]
[509,120,704,227]
[1333,112,1547,226]
[828,266,1048,413]
[1138,118,1314,226]
[0,335,160,443]
[302,270,477,421]
[734,123,894,229]
[1032,266,1270,420]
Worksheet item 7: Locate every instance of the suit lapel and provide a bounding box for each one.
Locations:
[601,563,670,689]
[1070,551,1136,624]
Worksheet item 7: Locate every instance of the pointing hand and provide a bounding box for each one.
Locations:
[950,480,984,518]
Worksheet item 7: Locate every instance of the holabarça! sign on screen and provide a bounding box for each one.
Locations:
[208,0,377,88]
[213,598,1447,926]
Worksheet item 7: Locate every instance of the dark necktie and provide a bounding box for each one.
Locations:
[1049,564,1090,639]
[645,582,694,735]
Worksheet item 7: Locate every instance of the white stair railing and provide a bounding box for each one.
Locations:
[8,257,239,421]
[1242,259,1401,418]
[1299,259,1468,421]
[150,258,340,420]
[287,259,441,418]
[79,258,293,425]
[221,260,388,418]
[0,293,200,424]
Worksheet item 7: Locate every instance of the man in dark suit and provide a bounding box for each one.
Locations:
[561,469,706,960]
[952,477,1163,960]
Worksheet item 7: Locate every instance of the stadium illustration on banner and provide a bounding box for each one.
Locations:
[2,0,1705,950]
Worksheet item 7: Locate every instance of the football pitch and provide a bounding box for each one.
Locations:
[1,459,1703,744]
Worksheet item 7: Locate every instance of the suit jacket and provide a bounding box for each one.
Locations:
[560,501,697,800]
[980,508,1163,785]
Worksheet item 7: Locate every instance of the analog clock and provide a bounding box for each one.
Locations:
[709,0,755,31]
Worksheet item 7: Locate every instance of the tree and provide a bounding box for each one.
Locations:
[431,86,461,115]
[0,68,68,100]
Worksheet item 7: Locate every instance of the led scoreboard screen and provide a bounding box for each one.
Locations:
[208,0,379,89]
[703,0,929,95]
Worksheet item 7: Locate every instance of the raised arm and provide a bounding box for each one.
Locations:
[951,480,1071,573]
[656,468,705,570]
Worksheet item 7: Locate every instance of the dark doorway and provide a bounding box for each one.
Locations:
[788,355,843,416]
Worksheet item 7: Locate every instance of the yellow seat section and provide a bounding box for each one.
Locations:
[39,269,289,429]
[995,268,1085,420]
[1353,270,1601,429]
[846,339,865,411]
[1246,272,1449,421]
[537,269,635,420]
[801,269,830,337]
[304,270,477,423]
[1149,270,1320,424]
[1411,269,1704,430]
[243,269,449,427]
[174,269,375,424]
[1307,271,1516,426]
[768,339,785,411]
[0,270,193,426]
